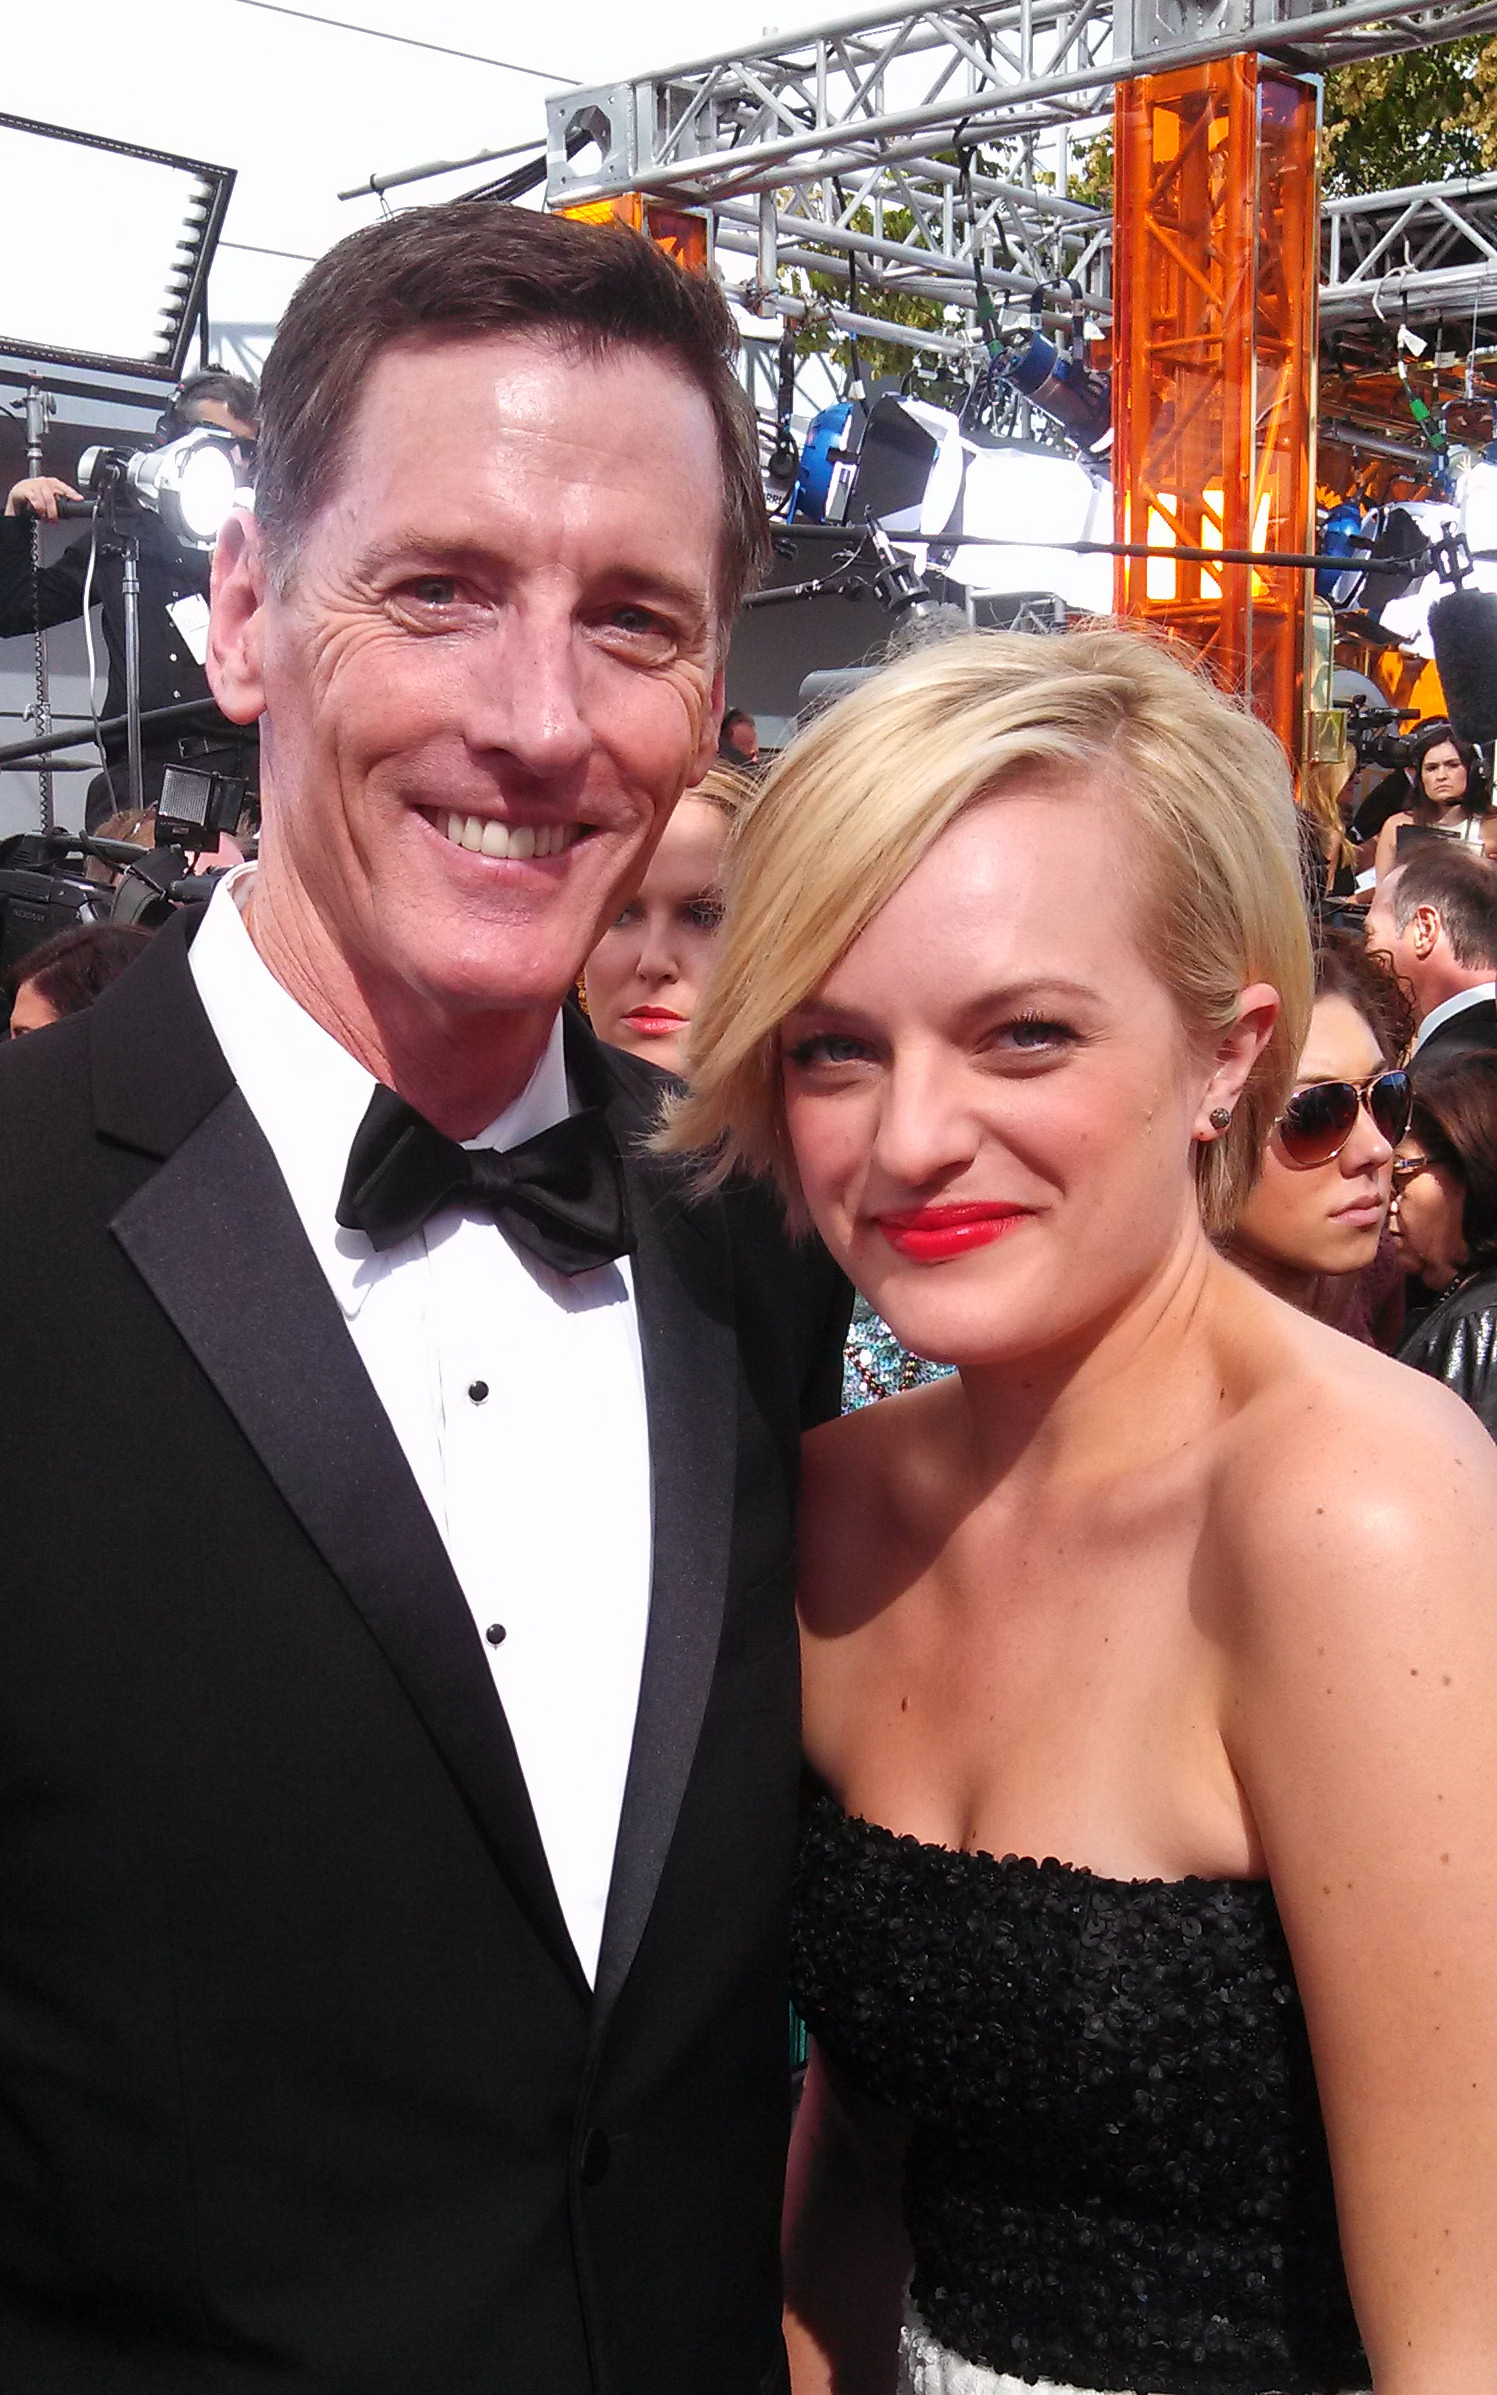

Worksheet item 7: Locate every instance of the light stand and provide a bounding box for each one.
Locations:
[22,383,55,831]
[119,524,144,814]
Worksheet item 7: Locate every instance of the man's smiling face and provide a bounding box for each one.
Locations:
[239,331,727,1026]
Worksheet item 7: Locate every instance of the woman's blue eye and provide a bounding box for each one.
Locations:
[787,1033,871,1067]
[1007,1015,1074,1049]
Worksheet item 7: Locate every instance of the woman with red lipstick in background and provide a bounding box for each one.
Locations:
[581,763,750,1076]
[664,629,1497,2395]
[1225,932,1413,1340]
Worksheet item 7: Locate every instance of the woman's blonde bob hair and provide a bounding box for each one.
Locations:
[659,626,1313,1236]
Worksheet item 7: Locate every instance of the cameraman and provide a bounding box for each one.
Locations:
[0,369,260,831]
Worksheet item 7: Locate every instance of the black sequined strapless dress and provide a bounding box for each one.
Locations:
[790,1798,1369,2395]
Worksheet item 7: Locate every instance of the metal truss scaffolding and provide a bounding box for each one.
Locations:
[1322,170,1497,328]
[540,0,1497,351]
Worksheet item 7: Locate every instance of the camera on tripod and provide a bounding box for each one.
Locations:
[0,763,246,970]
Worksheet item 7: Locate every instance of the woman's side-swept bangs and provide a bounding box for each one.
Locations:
[658,627,1312,1236]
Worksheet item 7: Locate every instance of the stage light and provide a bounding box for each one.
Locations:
[843,395,1113,613]
[945,445,1113,614]
[0,112,232,380]
[78,428,250,552]
[1459,456,1497,567]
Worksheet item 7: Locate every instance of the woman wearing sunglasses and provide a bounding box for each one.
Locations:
[664,630,1497,2395]
[1228,933,1413,1335]
[1392,1050,1497,1436]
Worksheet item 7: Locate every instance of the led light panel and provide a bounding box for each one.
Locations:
[0,113,233,379]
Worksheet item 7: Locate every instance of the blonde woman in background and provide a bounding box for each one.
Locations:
[665,630,1497,2395]
[581,763,751,1076]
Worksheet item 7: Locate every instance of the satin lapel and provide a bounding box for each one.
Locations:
[109,1079,588,2001]
[567,1020,739,2027]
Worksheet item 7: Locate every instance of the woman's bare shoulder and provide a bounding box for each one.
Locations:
[799,1379,960,1635]
[1211,1302,1497,1650]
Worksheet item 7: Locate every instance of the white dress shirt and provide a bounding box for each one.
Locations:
[1413,979,1497,1053]
[189,868,652,1984]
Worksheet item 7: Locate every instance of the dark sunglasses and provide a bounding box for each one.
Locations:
[1275,1069,1412,1169]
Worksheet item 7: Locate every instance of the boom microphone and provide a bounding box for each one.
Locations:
[1429,586,1497,745]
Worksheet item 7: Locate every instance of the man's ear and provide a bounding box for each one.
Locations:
[206,508,268,727]
[1193,982,1280,1140]
[1411,903,1443,960]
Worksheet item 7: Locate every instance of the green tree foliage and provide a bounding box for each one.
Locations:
[1323,37,1497,194]
[790,197,956,382]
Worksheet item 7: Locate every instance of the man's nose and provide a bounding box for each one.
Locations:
[468,613,592,781]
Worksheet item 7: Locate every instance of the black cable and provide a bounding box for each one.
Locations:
[831,179,865,403]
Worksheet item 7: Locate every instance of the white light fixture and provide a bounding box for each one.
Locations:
[79,428,250,551]
[0,111,233,378]
[849,395,1113,612]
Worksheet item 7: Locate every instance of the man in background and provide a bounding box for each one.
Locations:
[719,702,761,765]
[1364,842,1497,1056]
[0,367,260,825]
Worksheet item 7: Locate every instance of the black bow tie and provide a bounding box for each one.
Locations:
[337,1085,635,1277]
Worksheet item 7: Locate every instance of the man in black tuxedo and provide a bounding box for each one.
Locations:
[1364,841,1497,1060]
[0,207,848,2393]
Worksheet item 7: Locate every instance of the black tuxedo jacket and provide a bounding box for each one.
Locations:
[0,919,850,2394]
[1414,995,1497,1060]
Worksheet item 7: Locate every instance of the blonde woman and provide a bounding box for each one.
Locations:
[581,763,752,1075]
[665,631,1497,2395]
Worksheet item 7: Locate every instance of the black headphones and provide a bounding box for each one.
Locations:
[154,369,258,447]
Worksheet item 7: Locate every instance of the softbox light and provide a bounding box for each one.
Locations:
[0,112,233,380]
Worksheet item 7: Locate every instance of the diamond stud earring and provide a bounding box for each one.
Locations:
[1209,1107,1232,1131]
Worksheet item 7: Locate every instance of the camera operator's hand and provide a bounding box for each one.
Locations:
[4,476,83,522]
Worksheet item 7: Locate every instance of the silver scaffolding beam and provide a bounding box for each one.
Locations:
[352,0,1497,367]
[1321,169,1497,325]
[534,0,1497,351]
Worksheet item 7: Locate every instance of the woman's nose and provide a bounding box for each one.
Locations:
[1345,1098,1394,1173]
[635,921,680,987]
[870,1055,982,1190]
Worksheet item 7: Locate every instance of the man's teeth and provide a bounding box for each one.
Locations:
[442,813,572,859]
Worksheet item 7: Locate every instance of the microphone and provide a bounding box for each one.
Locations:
[1429,586,1497,745]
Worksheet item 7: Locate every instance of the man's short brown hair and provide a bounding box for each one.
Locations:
[254,203,769,624]
[1388,842,1497,971]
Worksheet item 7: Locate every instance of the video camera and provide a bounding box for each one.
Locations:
[1343,701,1422,774]
[0,763,246,976]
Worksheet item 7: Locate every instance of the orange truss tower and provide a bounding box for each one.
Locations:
[1112,59,1320,775]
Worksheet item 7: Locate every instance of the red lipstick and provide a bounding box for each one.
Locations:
[875,1202,1032,1262]
[621,1007,686,1037]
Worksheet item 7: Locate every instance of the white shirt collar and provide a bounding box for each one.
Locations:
[1413,979,1497,1052]
[187,864,569,1319]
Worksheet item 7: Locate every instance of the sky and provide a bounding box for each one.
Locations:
[3,0,873,364]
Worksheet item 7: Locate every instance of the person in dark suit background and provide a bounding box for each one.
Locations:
[0,205,848,2394]
[0,367,260,827]
[1364,840,1497,1059]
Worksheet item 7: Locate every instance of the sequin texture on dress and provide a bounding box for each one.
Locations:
[790,1798,1368,2395]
